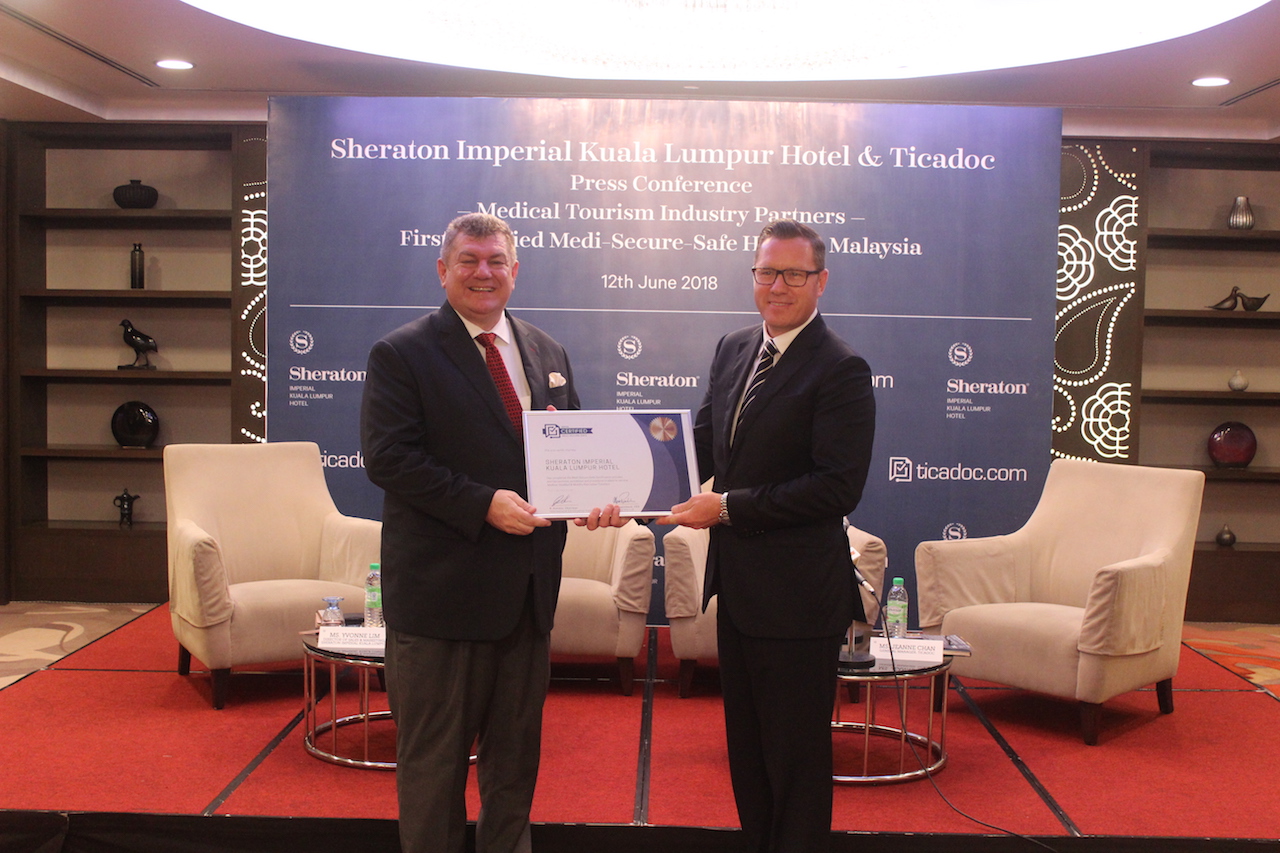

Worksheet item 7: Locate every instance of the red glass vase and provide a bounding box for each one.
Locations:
[1206,422,1256,468]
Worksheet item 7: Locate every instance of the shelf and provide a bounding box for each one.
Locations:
[1149,142,1280,171]
[21,369,232,384]
[1140,390,1280,406]
[1194,541,1280,552]
[1178,466,1280,483]
[1147,227,1280,250]
[22,520,166,534]
[20,445,165,460]
[1144,309,1280,328]
[18,289,231,307]
[20,208,232,230]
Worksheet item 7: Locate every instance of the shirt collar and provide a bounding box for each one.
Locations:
[462,312,514,346]
[761,309,818,357]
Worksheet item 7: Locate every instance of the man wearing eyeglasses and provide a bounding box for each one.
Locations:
[661,219,876,853]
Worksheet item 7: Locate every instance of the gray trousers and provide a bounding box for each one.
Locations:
[385,601,549,853]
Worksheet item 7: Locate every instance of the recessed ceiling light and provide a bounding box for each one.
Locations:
[177,1,1270,82]
[156,59,194,70]
[1191,76,1231,87]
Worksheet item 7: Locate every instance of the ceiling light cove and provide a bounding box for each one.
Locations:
[179,1,1270,82]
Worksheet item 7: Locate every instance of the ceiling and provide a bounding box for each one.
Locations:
[3,0,1280,141]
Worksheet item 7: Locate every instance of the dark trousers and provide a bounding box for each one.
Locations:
[385,599,549,853]
[717,606,843,853]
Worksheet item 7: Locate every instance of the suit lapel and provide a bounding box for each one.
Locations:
[720,333,758,460]
[512,316,549,412]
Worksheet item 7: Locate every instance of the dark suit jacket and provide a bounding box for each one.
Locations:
[360,302,579,642]
[697,314,875,639]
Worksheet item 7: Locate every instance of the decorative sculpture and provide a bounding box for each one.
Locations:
[110,401,160,448]
[1206,286,1270,312]
[119,319,158,369]
[113,488,140,527]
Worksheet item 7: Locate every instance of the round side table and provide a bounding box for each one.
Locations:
[832,657,951,784]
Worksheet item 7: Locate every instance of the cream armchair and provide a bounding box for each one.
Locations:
[915,459,1204,744]
[551,519,655,695]
[663,522,888,697]
[164,442,381,708]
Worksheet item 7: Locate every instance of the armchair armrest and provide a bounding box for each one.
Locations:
[915,534,1023,628]
[168,518,232,628]
[610,521,655,615]
[663,526,709,620]
[1078,551,1168,656]
[319,512,383,587]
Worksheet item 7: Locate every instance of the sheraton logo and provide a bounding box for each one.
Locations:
[616,371,699,388]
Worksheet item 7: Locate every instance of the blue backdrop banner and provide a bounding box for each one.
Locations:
[267,97,1062,622]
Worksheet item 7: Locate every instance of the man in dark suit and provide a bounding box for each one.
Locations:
[661,219,876,853]
[361,213,620,853]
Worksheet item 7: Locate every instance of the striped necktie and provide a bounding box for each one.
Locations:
[736,339,778,428]
[477,332,523,434]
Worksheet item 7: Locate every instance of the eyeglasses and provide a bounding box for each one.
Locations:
[751,267,820,287]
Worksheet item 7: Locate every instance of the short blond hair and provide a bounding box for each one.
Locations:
[441,213,517,264]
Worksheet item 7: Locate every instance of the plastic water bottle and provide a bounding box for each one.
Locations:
[364,563,384,627]
[885,577,909,638]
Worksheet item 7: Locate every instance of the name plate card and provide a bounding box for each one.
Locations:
[870,636,945,664]
[524,409,698,518]
[318,626,386,656]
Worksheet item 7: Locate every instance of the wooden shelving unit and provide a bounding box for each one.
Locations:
[1140,140,1280,621]
[3,122,261,602]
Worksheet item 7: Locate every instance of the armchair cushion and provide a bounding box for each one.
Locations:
[943,602,1084,698]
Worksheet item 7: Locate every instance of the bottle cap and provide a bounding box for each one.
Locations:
[892,577,904,585]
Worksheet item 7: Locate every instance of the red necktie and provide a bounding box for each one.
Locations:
[477,332,523,434]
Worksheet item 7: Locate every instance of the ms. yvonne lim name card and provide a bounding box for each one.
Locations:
[318,626,386,656]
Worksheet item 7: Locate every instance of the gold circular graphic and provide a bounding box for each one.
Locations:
[649,416,678,442]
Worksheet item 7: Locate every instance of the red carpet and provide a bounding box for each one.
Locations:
[4,604,1279,847]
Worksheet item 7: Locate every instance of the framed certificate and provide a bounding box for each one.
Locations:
[523,409,699,518]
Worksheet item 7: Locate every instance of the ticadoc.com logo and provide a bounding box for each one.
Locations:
[290,330,315,355]
[617,335,643,360]
[889,457,913,482]
[948,342,973,367]
[541,424,594,439]
[889,456,1028,483]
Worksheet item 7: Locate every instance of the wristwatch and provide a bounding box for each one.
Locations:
[718,492,731,526]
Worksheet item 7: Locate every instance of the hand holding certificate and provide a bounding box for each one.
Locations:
[523,410,699,518]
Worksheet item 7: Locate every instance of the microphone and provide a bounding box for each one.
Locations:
[844,517,878,595]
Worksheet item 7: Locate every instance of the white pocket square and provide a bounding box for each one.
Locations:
[548,372,567,388]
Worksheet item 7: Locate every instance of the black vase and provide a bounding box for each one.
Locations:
[111,401,160,448]
[113,180,158,209]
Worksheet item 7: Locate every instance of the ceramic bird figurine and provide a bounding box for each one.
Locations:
[1207,286,1240,310]
[1239,291,1270,311]
[119,319,158,369]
